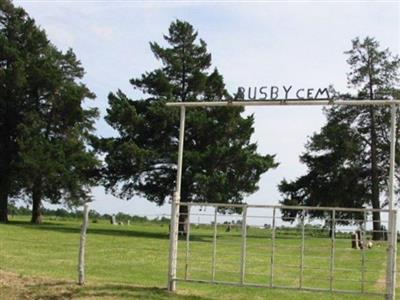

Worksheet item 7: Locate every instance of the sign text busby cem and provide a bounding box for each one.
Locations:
[236,86,331,100]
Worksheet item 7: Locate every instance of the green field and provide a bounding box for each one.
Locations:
[0,216,398,299]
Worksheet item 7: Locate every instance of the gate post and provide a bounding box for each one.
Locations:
[168,192,180,292]
[386,103,397,300]
[168,106,186,292]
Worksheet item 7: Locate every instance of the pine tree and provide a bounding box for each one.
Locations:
[0,1,99,223]
[100,20,277,232]
[0,1,42,222]
[18,46,99,224]
[279,37,400,239]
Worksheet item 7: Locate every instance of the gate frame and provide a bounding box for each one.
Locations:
[175,201,393,297]
[166,99,399,300]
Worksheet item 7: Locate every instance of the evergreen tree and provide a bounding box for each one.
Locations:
[0,1,39,222]
[0,1,99,223]
[18,46,99,224]
[279,37,400,239]
[100,20,277,232]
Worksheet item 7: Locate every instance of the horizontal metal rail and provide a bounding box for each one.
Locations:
[174,278,386,297]
[179,202,391,213]
[177,203,390,298]
[166,99,400,107]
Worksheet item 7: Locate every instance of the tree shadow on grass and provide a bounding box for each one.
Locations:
[2,264,213,299]
[79,284,213,300]
[25,281,213,300]
[6,220,210,242]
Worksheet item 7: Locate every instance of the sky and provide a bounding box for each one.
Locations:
[14,0,400,219]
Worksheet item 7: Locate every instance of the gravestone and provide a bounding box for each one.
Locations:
[351,232,359,249]
[111,215,117,225]
[356,230,364,249]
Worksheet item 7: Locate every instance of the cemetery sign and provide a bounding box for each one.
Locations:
[235,85,331,100]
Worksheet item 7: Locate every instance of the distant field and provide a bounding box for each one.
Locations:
[0,216,399,299]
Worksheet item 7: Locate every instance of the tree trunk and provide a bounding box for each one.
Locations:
[370,108,382,240]
[178,202,188,237]
[31,183,43,224]
[0,189,8,223]
[0,176,10,223]
[328,219,334,238]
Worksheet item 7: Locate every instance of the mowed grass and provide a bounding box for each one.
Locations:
[0,216,399,299]
[177,224,389,293]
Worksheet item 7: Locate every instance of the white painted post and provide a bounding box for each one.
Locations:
[168,106,186,292]
[78,203,89,285]
[386,103,397,300]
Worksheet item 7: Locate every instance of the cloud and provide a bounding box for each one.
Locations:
[44,23,76,48]
[92,25,114,41]
[15,2,400,212]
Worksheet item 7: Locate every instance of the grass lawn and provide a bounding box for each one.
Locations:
[0,216,398,299]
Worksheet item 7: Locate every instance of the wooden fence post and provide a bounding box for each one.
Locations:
[78,203,89,285]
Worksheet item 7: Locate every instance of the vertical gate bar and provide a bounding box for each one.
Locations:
[386,102,397,300]
[168,106,186,292]
[388,211,398,299]
[184,204,191,280]
[361,211,367,293]
[240,205,248,284]
[329,209,336,291]
[211,206,218,281]
[392,211,397,294]
[270,207,276,288]
[299,209,305,289]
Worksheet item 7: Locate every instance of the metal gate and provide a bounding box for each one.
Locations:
[172,202,394,298]
[166,98,399,299]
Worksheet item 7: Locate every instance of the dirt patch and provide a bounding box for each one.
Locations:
[374,274,386,291]
[374,270,400,291]
[0,269,209,300]
[0,270,79,300]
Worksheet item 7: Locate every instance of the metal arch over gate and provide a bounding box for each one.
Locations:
[166,99,399,300]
